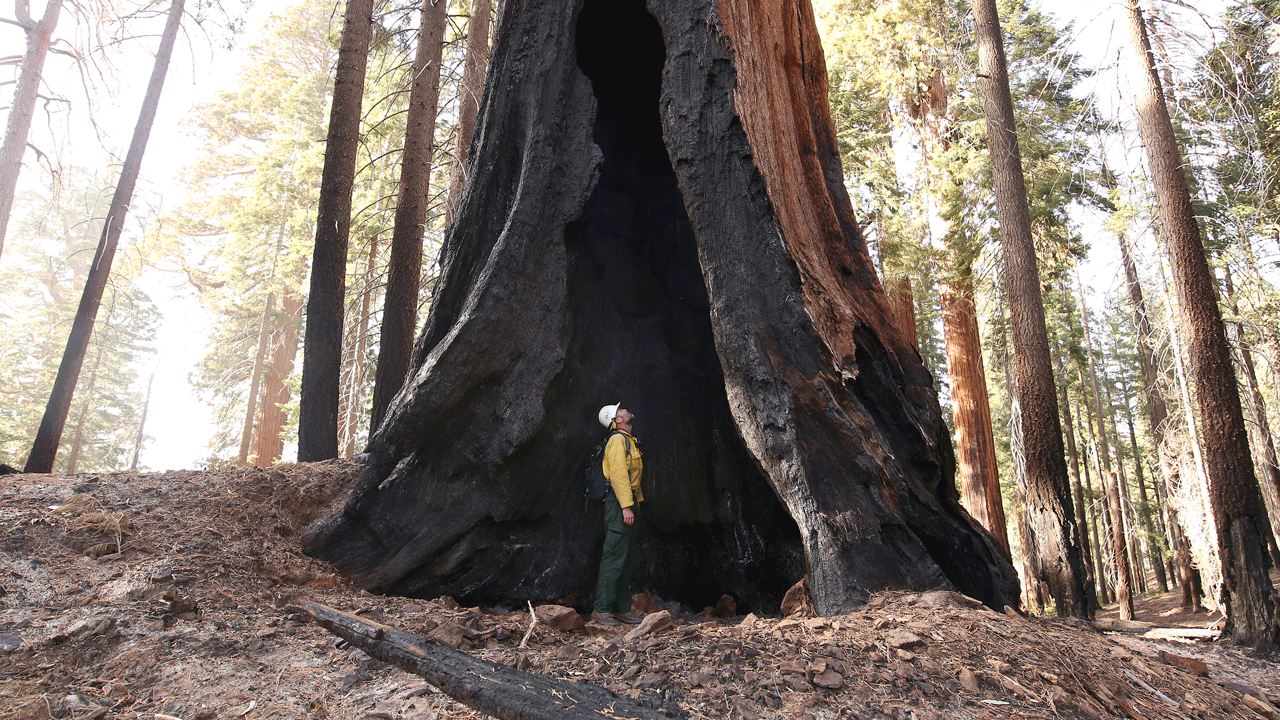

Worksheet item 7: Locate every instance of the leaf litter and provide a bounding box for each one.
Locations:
[0,462,1275,719]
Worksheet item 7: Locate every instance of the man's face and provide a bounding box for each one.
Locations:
[615,408,633,426]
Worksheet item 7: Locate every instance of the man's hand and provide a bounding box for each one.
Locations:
[622,507,635,525]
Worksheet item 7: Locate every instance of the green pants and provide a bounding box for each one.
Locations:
[594,498,636,614]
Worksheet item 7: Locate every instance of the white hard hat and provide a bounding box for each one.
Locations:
[598,402,620,428]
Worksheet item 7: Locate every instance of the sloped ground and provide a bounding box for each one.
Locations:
[0,462,1276,720]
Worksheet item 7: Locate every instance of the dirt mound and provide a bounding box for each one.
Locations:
[0,464,1275,719]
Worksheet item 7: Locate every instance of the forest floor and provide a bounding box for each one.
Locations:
[0,461,1277,720]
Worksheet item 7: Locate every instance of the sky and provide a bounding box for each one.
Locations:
[0,0,1241,471]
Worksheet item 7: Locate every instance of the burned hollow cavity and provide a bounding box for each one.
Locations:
[566,0,804,613]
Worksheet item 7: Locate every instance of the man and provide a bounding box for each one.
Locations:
[592,402,644,626]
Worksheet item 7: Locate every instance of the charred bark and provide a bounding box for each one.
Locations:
[305,602,686,719]
[303,0,1018,615]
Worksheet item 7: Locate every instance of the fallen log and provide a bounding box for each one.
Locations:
[304,602,687,720]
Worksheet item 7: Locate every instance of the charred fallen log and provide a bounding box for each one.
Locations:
[302,0,1019,615]
[304,602,687,720]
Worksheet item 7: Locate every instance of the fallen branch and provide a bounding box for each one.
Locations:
[304,601,687,720]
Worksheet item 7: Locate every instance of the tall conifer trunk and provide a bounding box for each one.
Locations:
[1076,275,1132,617]
[1223,266,1280,566]
[446,0,494,225]
[253,288,303,466]
[1056,352,1097,609]
[969,0,1086,615]
[65,340,104,474]
[370,0,449,433]
[940,263,1008,551]
[25,0,184,473]
[1124,0,1278,647]
[299,0,375,461]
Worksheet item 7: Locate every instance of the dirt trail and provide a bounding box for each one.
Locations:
[0,463,1275,719]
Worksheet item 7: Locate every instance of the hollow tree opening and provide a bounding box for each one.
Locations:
[568,0,804,611]
[302,0,1019,616]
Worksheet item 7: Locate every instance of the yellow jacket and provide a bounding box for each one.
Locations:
[603,429,643,508]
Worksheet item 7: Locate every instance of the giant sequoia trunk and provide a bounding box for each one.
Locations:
[303,0,1018,615]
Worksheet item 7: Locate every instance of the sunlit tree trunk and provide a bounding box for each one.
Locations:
[941,262,1008,552]
[1076,275,1133,616]
[970,0,1086,616]
[1104,379,1146,594]
[253,288,303,465]
[446,0,493,225]
[344,239,378,457]
[299,0,374,461]
[370,0,449,433]
[1116,230,1178,594]
[1222,265,1280,566]
[0,0,64,261]
[239,292,275,466]
[1077,392,1111,605]
[25,0,184,473]
[1056,351,1097,609]
[1125,0,1277,647]
[1123,383,1167,592]
[239,223,288,466]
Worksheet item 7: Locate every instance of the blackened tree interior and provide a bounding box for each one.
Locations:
[303,0,1018,615]
[558,0,805,611]
[566,0,805,611]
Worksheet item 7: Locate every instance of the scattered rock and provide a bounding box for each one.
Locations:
[0,632,22,652]
[917,590,982,610]
[715,594,737,618]
[623,610,672,642]
[813,668,844,689]
[958,668,979,692]
[54,615,115,643]
[534,604,583,632]
[730,696,762,720]
[634,671,666,689]
[427,621,467,649]
[884,628,925,649]
[732,696,757,717]
[631,592,664,615]
[780,579,814,617]
[1242,693,1280,720]
[556,644,582,660]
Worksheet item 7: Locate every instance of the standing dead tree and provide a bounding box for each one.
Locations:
[303,0,1019,615]
[0,0,64,262]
